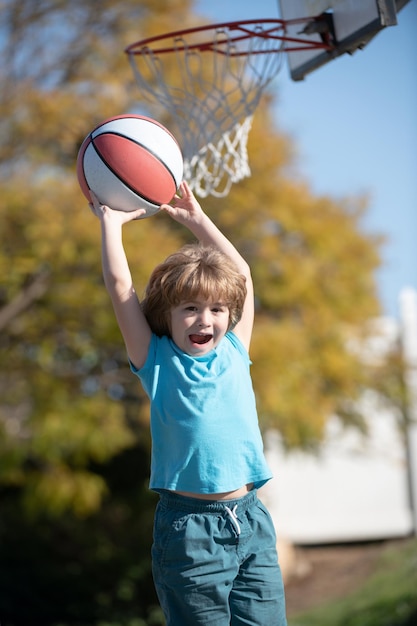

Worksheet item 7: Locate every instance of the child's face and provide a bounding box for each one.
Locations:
[170,297,230,356]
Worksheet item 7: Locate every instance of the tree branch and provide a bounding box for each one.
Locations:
[0,267,50,331]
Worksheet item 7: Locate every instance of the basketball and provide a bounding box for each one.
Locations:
[76,114,183,218]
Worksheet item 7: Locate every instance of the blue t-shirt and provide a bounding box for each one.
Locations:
[130,331,272,493]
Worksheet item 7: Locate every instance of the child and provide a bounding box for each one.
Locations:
[90,181,287,626]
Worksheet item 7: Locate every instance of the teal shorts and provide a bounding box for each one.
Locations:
[152,489,287,625]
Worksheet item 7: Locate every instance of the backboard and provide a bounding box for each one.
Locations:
[278,0,399,80]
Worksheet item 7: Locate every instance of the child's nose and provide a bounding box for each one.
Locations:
[198,310,211,326]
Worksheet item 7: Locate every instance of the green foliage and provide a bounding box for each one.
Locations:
[0,444,165,626]
[289,539,417,626]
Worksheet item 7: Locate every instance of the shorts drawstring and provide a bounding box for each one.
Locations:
[225,504,241,536]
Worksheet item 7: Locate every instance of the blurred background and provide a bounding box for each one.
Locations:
[1,1,416,625]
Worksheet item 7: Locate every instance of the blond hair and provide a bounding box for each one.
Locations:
[141,243,247,337]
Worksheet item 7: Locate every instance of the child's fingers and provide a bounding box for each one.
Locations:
[132,208,147,220]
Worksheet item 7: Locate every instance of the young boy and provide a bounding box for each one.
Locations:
[90,181,287,625]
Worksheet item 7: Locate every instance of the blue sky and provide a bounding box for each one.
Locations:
[195,0,417,319]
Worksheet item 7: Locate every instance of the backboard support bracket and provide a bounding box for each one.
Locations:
[278,0,399,81]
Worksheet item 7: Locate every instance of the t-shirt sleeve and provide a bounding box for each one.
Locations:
[227,331,252,366]
[129,333,158,397]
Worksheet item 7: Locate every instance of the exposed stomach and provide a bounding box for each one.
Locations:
[173,483,254,501]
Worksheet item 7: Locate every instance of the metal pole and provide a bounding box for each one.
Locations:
[399,287,417,537]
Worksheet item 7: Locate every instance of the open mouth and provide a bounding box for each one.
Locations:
[189,334,212,345]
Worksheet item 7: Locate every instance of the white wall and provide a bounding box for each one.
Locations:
[263,406,413,544]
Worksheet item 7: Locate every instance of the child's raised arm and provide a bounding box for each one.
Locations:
[90,193,152,370]
[161,182,254,350]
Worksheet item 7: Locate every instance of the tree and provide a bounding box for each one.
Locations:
[0,0,382,623]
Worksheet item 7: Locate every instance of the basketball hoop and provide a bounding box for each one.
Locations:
[125,19,333,197]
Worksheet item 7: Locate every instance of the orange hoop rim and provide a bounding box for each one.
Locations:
[125,18,335,57]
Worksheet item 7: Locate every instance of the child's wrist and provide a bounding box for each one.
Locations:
[187,211,213,237]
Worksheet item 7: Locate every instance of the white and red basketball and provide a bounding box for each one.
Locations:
[77,114,183,218]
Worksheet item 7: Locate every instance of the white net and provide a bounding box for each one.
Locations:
[183,116,253,198]
[126,21,287,197]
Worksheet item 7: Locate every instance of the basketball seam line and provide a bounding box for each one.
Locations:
[91,131,178,204]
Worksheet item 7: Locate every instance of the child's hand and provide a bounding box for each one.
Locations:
[89,191,147,223]
[160,181,204,225]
